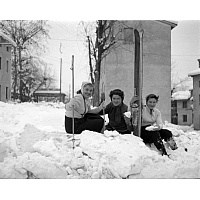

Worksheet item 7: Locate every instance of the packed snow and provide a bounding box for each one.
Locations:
[0,101,200,179]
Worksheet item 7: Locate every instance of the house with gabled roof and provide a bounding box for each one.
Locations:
[0,32,16,102]
[99,20,177,122]
[171,90,193,126]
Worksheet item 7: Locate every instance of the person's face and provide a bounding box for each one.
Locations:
[112,94,122,106]
[146,98,157,109]
[82,85,93,99]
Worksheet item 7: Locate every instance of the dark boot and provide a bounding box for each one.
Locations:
[157,138,168,156]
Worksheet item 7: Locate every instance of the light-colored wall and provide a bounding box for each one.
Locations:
[192,75,200,129]
[100,20,172,122]
[0,45,12,102]
[177,100,193,126]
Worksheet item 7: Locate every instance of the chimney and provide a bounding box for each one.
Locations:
[198,59,200,68]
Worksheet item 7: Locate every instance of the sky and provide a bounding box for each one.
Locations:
[171,20,200,78]
[43,21,89,94]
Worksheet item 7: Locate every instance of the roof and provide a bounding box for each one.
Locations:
[172,90,191,100]
[157,20,178,30]
[0,32,17,47]
[34,90,66,95]
[188,68,200,76]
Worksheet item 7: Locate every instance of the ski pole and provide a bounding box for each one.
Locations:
[70,55,75,149]
[100,92,105,133]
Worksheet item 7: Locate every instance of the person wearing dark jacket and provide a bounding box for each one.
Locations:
[99,89,131,134]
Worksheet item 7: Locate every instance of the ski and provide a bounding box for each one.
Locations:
[131,29,144,137]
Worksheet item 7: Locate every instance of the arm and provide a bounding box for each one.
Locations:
[88,101,105,114]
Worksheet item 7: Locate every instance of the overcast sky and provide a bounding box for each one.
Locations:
[171,20,200,78]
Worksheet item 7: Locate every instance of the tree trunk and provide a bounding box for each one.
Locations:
[19,46,23,101]
[13,47,18,99]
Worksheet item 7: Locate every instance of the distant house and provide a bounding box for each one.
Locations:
[188,59,200,130]
[33,89,66,103]
[0,32,16,102]
[99,20,177,122]
[171,90,193,126]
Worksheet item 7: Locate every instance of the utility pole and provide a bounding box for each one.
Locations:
[59,43,62,102]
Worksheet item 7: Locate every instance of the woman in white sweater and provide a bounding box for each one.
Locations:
[140,94,177,156]
[65,82,104,134]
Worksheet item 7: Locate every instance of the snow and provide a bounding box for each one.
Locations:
[188,68,200,76]
[172,90,191,100]
[1,101,200,186]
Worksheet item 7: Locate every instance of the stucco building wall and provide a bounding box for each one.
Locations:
[0,45,12,102]
[100,20,173,122]
[192,75,200,129]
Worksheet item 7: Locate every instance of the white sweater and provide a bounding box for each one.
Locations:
[65,94,101,118]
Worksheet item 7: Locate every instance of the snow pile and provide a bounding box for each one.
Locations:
[172,90,191,100]
[0,101,200,179]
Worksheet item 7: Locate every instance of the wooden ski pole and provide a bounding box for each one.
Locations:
[138,30,144,138]
[100,92,106,133]
[70,55,75,149]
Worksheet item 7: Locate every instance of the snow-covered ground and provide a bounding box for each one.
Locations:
[1,101,200,180]
[1,101,199,199]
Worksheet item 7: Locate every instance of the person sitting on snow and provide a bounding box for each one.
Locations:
[139,94,177,155]
[99,89,131,134]
[65,82,104,134]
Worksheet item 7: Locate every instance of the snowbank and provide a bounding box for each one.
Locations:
[0,102,200,179]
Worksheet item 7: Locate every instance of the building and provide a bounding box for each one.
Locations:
[33,89,66,103]
[188,59,200,130]
[0,32,16,102]
[100,20,177,122]
[171,90,193,126]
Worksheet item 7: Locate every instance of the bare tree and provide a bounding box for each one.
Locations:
[0,20,51,101]
[81,20,119,106]
[171,60,192,94]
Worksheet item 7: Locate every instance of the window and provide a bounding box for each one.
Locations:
[199,94,200,105]
[6,87,8,100]
[0,85,1,100]
[199,81,200,87]
[183,100,187,108]
[6,60,9,72]
[183,115,187,122]
[6,46,9,52]
[124,28,133,44]
[0,57,1,70]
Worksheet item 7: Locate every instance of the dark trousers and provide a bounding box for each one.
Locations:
[105,124,131,134]
[141,125,172,151]
[65,113,104,134]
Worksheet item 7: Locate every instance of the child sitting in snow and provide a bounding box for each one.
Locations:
[65,82,104,134]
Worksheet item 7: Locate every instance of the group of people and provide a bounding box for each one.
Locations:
[65,81,177,156]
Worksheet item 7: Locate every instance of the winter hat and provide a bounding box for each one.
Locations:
[109,89,124,101]
[81,82,93,94]
[146,94,159,103]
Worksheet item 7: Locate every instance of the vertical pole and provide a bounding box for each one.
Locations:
[138,30,144,138]
[134,29,140,136]
[70,55,75,149]
[60,58,62,102]
[59,43,62,102]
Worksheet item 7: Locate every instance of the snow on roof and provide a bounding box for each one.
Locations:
[0,32,17,47]
[188,68,200,76]
[172,90,191,100]
[34,90,65,95]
